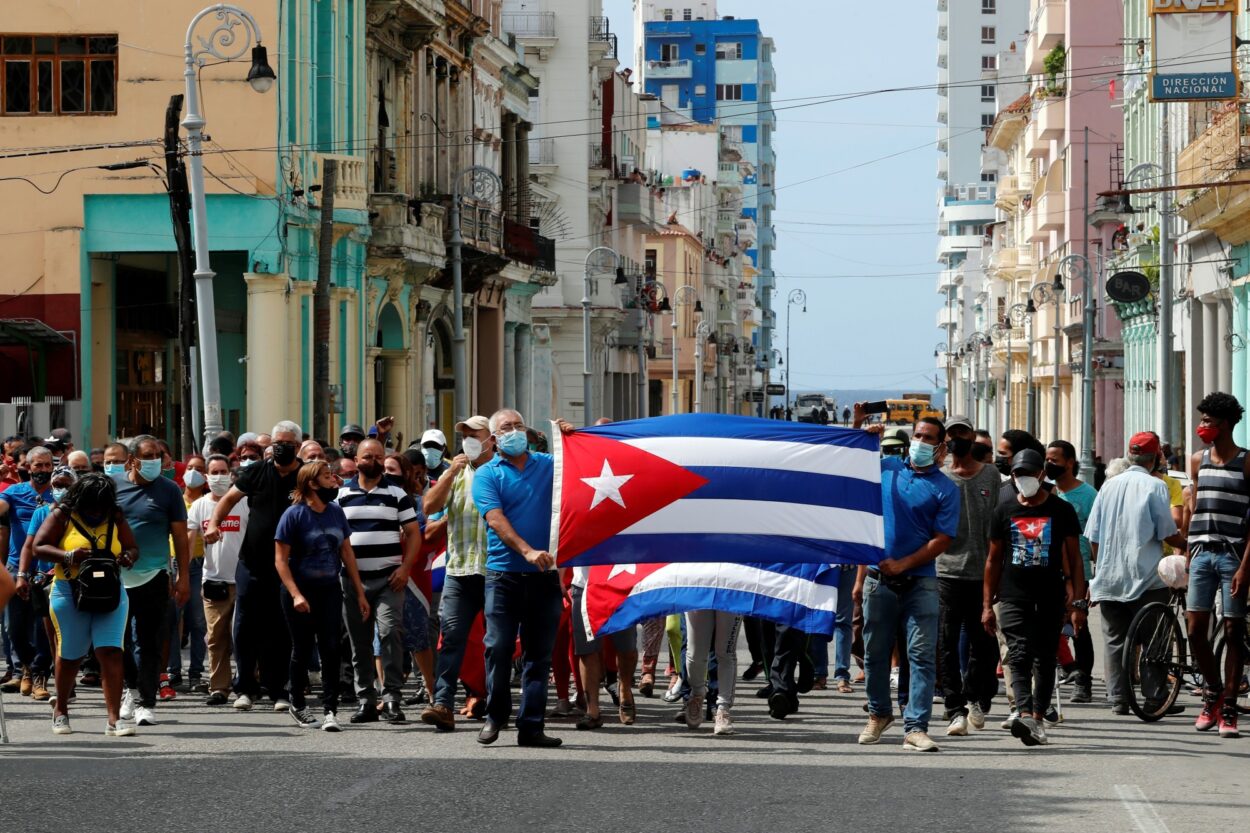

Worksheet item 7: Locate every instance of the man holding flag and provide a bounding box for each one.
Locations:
[853,407,960,752]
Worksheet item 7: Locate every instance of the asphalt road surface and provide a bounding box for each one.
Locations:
[1,616,1246,833]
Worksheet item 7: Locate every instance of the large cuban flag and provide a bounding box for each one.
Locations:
[550,413,884,568]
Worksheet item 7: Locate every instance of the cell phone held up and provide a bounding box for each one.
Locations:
[860,400,889,415]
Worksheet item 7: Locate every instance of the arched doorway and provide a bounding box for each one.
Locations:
[374,302,405,423]
[423,314,454,440]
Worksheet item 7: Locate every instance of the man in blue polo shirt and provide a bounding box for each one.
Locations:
[0,445,55,700]
[471,408,569,749]
[852,409,960,752]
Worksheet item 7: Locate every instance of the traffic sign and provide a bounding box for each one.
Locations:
[765,384,785,395]
[745,390,764,402]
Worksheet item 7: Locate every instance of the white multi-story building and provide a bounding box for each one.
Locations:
[936,0,1028,414]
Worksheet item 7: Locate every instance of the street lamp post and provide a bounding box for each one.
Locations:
[1057,254,1097,483]
[582,246,620,425]
[183,3,275,441]
[989,324,1009,433]
[786,289,806,414]
[669,284,700,414]
[1028,275,1064,441]
[1007,302,1029,430]
[449,165,503,426]
[693,321,713,413]
[965,331,986,424]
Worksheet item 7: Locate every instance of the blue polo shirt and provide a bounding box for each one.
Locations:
[471,451,554,573]
[3,482,53,570]
[113,474,186,589]
[881,456,961,577]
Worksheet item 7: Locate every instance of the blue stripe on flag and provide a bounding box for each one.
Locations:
[565,533,883,568]
[584,413,878,451]
[684,467,882,513]
[598,585,836,637]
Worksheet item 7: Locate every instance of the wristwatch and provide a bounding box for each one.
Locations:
[1071,599,1090,612]
[16,571,28,581]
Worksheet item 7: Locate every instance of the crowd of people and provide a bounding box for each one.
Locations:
[0,392,1245,749]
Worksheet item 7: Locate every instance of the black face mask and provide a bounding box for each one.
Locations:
[1044,462,1067,481]
[18,470,31,482]
[271,442,298,466]
[949,437,974,458]
[357,461,382,480]
[315,486,339,505]
[340,441,359,458]
[30,470,51,488]
[994,455,1013,476]
[971,444,993,463]
[92,463,104,473]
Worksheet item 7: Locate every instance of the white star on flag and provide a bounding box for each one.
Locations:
[607,563,637,580]
[581,459,634,510]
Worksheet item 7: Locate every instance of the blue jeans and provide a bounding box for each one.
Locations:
[434,574,485,710]
[167,558,206,677]
[483,570,562,736]
[1187,546,1247,618]
[863,573,939,734]
[833,566,857,682]
[6,564,51,675]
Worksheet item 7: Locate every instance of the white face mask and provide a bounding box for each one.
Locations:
[183,469,206,490]
[207,474,233,496]
[1015,475,1042,499]
[461,437,484,460]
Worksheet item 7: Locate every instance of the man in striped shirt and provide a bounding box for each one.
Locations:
[1187,392,1250,737]
[339,438,423,725]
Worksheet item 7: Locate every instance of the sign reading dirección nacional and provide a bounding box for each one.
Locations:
[1151,0,1238,101]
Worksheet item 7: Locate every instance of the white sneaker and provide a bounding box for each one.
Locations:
[1000,710,1019,730]
[119,689,138,720]
[968,703,986,730]
[889,668,900,691]
[233,693,254,711]
[946,714,968,736]
[1010,715,1044,747]
[273,698,291,712]
[903,730,940,752]
[135,706,157,726]
[713,707,735,735]
[52,714,72,735]
[321,711,341,732]
[683,694,705,730]
[105,719,136,737]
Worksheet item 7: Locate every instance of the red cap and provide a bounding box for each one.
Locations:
[1129,431,1160,457]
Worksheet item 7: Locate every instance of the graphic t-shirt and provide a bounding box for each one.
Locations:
[274,502,352,586]
[188,494,249,583]
[992,492,1079,602]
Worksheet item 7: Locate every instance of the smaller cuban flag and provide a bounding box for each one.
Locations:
[407,549,446,615]
[581,561,841,638]
[550,414,884,567]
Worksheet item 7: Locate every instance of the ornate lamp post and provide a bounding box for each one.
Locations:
[579,245,620,424]
[668,284,701,414]
[1027,273,1065,441]
[786,289,806,413]
[449,165,504,425]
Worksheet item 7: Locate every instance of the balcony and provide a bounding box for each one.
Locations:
[937,269,959,293]
[716,162,743,189]
[936,233,985,260]
[529,137,555,167]
[589,16,618,60]
[1176,107,1250,242]
[988,245,1019,273]
[367,193,446,279]
[716,210,737,234]
[647,59,692,79]
[318,153,367,211]
[589,142,609,171]
[995,174,1019,209]
[503,11,556,39]
[503,218,556,273]
[736,217,757,246]
[1025,0,1066,75]
[617,182,661,229]
[1033,93,1065,141]
[937,307,960,329]
[1028,192,1064,241]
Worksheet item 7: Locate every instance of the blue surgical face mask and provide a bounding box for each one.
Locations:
[104,462,126,477]
[52,488,68,503]
[497,430,528,457]
[909,441,937,469]
[423,448,444,470]
[137,458,163,482]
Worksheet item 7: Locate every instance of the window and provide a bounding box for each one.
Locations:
[716,84,742,101]
[981,26,996,44]
[722,124,743,142]
[683,8,692,20]
[661,8,673,21]
[1,34,117,115]
[645,249,657,277]
[694,84,706,96]
[694,43,706,56]
[982,55,997,71]
[981,172,997,183]
[981,113,996,128]
[715,42,742,60]
[982,0,995,11]
[661,43,679,61]
[980,84,995,102]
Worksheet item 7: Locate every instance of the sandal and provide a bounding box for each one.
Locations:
[836,679,854,694]
[619,699,636,725]
[576,713,603,730]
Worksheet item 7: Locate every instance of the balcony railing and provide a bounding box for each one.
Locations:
[646,59,693,79]
[449,196,503,252]
[503,218,556,272]
[589,142,609,170]
[1178,107,1249,194]
[318,153,367,211]
[529,137,555,166]
[589,16,618,59]
[503,11,556,39]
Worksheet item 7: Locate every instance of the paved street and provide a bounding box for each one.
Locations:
[1,614,1246,833]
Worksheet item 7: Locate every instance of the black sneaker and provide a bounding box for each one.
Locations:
[768,691,795,720]
[205,691,229,706]
[1070,684,1093,704]
[742,661,764,682]
[189,676,209,694]
[755,684,774,699]
[289,706,319,728]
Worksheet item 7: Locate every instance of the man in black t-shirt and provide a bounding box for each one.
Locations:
[207,420,304,711]
[983,449,1087,748]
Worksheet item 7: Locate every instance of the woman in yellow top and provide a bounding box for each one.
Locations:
[32,472,140,737]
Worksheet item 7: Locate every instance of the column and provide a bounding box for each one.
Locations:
[88,256,116,444]
[516,324,533,419]
[245,273,291,438]
[1183,300,1204,453]
[1233,286,1248,446]
[501,116,517,219]
[1217,298,1233,394]
[503,322,518,408]
[1202,299,1218,398]
[517,122,532,222]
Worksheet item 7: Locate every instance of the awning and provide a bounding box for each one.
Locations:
[0,318,73,347]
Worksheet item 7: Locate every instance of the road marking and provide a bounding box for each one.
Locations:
[1115,784,1171,833]
[327,761,406,809]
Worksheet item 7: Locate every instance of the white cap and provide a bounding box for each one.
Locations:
[421,429,447,448]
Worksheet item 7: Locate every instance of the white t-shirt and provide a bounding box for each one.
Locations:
[188,494,249,583]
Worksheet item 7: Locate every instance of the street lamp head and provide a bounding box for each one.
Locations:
[732,341,740,354]
[247,45,276,93]
[1052,273,1065,295]
[694,299,703,313]
[1025,297,1037,315]
[658,297,672,312]
[614,267,628,285]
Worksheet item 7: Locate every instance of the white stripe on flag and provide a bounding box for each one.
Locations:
[617,499,884,547]
[631,562,838,613]
[620,436,881,482]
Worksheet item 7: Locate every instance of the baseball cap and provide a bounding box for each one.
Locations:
[339,424,366,441]
[1010,448,1045,474]
[421,429,447,448]
[944,415,973,432]
[43,427,72,447]
[455,416,490,433]
[1129,431,1161,457]
[881,429,908,448]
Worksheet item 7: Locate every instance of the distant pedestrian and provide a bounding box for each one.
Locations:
[843,406,851,425]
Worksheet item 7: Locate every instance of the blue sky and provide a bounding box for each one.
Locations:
[604,0,942,395]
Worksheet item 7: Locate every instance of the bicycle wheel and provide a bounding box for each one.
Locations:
[1212,623,1250,714]
[1124,601,1184,722]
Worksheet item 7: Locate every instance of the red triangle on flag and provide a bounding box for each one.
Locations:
[555,431,708,565]
[582,562,668,636]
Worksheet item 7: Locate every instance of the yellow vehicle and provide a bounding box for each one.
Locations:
[885,399,944,425]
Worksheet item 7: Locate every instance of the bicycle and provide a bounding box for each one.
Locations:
[1211,610,1250,715]
[1123,589,1207,721]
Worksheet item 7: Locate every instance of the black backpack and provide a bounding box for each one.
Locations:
[68,513,122,614]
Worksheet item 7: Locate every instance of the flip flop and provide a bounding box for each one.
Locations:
[576,714,604,730]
